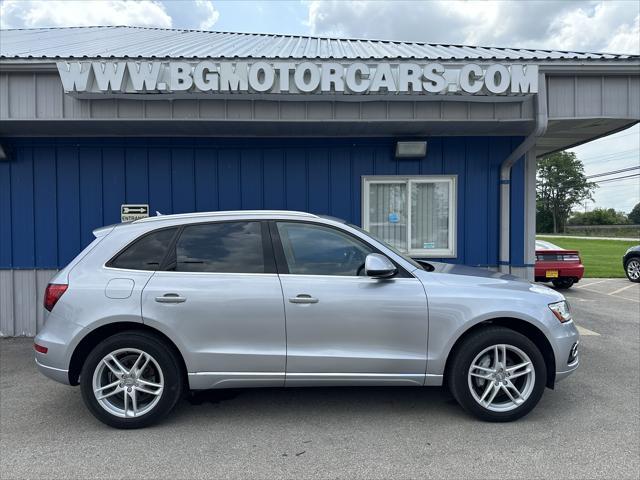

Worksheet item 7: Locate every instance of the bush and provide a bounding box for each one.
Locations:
[568,208,629,226]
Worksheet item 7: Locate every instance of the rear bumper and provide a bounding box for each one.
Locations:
[35,358,71,385]
[33,312,85,385]
[535,263,584,280]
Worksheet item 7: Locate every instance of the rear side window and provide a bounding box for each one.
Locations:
[109,228,177,271]
[174,222,265,273]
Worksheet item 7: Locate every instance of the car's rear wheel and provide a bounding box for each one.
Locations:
[80,332,183,429]
[625,258,640,283]
[552,278,574,289]
[448,327,547,422]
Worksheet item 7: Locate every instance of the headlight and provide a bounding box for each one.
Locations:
[549,300,572,323]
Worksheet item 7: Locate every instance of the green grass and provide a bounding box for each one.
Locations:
[537,236,637,278]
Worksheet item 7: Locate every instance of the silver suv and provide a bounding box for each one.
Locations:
[34,210,580,428]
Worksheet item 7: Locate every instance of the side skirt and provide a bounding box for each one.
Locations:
[188,372,444,389]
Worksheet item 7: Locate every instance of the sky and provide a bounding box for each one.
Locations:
[1,0,639,212]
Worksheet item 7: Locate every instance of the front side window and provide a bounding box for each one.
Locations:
[363,176,456,257]
[174,222,264,273]
[277,222,374,276]
[109,227,177,270]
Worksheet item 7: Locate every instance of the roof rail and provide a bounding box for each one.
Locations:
[133,210,318,224]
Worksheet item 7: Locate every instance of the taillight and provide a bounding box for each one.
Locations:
[44,283,68,312]
[562,254,580,261]
[34,343,48,354]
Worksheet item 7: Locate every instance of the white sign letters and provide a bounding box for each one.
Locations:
[57,60,539,96]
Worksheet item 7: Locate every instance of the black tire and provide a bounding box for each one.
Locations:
[448,327,547,422]
[80,331,183,429]
[625,258,640,283]
[552,278,574,289]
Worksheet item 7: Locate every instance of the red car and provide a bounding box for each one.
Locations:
[535,240,584,289]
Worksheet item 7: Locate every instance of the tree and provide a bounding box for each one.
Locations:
[629,202,640,224]
[568,208,629,226]
[536,151,596,234]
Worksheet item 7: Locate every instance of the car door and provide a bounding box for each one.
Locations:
[272,221,429,387]
[141,220,286,389]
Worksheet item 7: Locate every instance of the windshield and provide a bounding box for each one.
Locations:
[536,240,562,250]
[347,224,424,271]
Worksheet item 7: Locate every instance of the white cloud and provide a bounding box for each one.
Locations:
[0,0,173,29]
[548,2,640,53]
[194,0,220,30]
[306,0,640,54]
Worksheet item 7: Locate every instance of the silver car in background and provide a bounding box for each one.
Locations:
[34,210,580,428]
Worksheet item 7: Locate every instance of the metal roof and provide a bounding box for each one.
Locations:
[1,25,637,61]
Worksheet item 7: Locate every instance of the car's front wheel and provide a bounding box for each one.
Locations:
[80,332,183,429]
[448,327,547,422]
[625,258,640,283]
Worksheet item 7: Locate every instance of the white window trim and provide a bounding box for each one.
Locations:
[362,175,457,258]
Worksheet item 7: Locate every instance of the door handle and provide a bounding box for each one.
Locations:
[155,293,186,304]
[289,294,319,304]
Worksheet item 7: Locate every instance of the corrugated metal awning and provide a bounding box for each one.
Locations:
[1,25,637,61]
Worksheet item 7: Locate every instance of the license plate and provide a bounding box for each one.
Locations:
[546,270,559,278]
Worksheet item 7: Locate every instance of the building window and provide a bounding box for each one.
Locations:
[362,176,457,257]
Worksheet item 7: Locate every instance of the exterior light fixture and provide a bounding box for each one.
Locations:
[395,141,427,158]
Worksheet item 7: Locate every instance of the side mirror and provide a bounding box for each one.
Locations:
[365,253,397,278]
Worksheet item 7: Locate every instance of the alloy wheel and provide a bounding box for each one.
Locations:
[627,259,640,281]
[92,348,164,418]
[467,344,535,412]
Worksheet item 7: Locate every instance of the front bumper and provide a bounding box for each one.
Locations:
[552,320,580,383]
[556,340,580,382]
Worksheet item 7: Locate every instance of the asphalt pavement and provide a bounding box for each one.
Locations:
[1,278,639,479]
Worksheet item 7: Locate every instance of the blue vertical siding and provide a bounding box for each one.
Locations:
[10,147,35,267]
[79,147,104,248]
[56,146,81,266]
[0,137,526,269]
[102,147,126,226]
[33,146,57,268]
[0,157,12,267]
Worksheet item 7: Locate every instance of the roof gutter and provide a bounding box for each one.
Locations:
[499,73,548,273]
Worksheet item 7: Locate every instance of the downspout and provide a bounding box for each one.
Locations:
[499,73,548,273]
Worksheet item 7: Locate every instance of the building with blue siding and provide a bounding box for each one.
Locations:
[0,26,638,335]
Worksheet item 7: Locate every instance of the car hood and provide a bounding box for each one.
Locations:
[413,261,564,302]
[427,262,524,281]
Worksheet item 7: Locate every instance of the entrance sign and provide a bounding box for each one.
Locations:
[121,204,149,222]
[57,61,538,96]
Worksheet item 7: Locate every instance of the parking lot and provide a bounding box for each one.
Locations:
[1,278,638,480]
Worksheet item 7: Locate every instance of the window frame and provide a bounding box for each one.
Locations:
[362,175,457,258]
[268,220,413,278]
